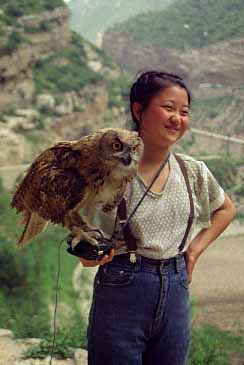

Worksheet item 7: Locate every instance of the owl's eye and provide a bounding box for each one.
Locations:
[112,141,123,151]
[132,145,138,152]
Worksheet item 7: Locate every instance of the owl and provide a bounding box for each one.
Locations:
[11,128,143,249]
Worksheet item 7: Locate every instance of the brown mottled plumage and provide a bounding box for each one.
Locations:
[11,128,143,248]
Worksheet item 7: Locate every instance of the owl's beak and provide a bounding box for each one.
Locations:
[121,154,132,166]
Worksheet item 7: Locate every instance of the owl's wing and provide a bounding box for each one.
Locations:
[37,166,87,223]
[11,145,88,246]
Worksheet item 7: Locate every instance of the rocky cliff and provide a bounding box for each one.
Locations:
[103,31,244,87]
[0,4,127,169]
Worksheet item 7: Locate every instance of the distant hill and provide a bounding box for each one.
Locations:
[102,0,244,140]
[67,0,174,43]
[108,0,244,49]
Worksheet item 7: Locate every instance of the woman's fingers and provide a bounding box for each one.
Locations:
[79,257,99,267]
[79,249,115,267]
[99,249,115,265]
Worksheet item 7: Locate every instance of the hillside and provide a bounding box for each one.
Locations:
[102,0,244,140]
[67,0,173,44]
[107,0,244,49]
[0,0,130,168]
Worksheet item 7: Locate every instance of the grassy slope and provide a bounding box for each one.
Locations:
[0,0,64,33]
[110,0,244,49]
[32,32,103,94]
[0,190,88,349]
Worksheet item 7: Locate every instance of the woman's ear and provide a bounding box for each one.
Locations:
[132,102,142,122]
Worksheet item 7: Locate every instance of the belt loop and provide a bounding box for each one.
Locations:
[175,255,180,273]
[159,260,164,275]
[134,254,141,273]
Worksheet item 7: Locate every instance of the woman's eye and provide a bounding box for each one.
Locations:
[163,106,173,111]
[112,141,123,151]
[181,111,189,116]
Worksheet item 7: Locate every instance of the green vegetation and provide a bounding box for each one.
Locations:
[189,324,243,364]
[90,43,115,69]
[191,94,244,137]
[108,74,131,109]
[33,33,103,93]
[24,20,51,33]
[24,320,87,359]
[0,190,88,348]
[0,31,24,56]
[202,157,239,191]
[0,0,64,19]
[0,0,63,33]
[200,157,244,220]
[111,0,244,49]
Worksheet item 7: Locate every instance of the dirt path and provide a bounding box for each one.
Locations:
[190,234,244,364]
[190,234,244,334]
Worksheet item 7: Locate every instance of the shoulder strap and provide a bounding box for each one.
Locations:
[117,198,137,252]
[174,154,195,252]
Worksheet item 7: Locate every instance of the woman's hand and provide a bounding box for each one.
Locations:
[184,248,199,284]
[79,249,115,267]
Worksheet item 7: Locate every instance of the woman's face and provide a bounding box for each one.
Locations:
[134,86,190,148]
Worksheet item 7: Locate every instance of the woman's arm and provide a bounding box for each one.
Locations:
[185,193,236,283]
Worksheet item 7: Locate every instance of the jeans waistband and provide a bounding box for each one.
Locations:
[112,253,185,273]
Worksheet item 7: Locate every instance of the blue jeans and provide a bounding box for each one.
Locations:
[87,254,190,365]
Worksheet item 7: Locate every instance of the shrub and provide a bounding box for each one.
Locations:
[33,50,102,93]
[0,242,28,291]
[0,31,24,55]
[3,0,64,17]
[108,74,131,108]
[24,316,87,359]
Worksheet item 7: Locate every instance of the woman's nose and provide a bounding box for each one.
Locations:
[170,113,181,123]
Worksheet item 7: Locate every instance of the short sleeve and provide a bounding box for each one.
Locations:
[197,161,225,228]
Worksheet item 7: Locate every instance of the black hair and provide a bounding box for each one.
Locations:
[129,70,191,131]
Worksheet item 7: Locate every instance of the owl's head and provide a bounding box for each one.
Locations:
[98,128,143,170]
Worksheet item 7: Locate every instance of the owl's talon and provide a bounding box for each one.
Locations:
[69,230,100,250]
[89,229,104,240]
[70,236,99,250]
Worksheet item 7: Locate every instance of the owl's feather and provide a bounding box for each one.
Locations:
[17,212,48,247]
[11,128,143,247]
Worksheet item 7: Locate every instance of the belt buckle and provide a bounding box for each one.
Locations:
[129,251,137,263]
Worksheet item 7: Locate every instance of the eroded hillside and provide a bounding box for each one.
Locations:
[0,1,130,168]
[102,0,244,139]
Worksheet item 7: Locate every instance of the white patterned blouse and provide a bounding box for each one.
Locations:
[93,153,225,260]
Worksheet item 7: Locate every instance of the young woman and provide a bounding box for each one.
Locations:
[80,71,236,365]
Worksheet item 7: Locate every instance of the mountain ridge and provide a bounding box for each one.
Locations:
[68,0,174,43]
